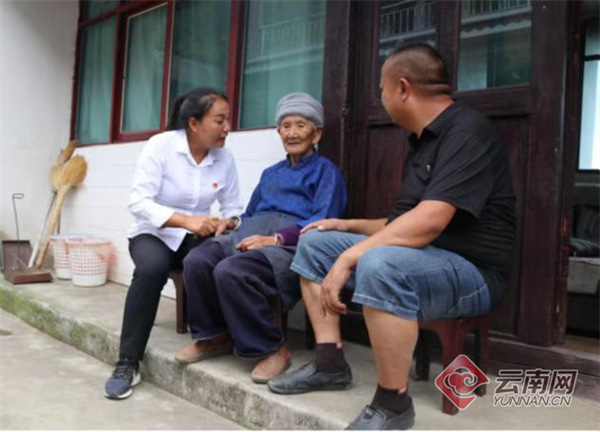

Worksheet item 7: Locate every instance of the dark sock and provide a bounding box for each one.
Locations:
[370,384,411,415]
[119,357,139,368]
[314,343,349,373]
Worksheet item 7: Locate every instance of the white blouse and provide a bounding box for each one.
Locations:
[127,130,243,251]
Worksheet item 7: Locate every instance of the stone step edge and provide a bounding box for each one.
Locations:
[0,282,344,430]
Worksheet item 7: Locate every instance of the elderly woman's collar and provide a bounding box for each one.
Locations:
[286,146,319,167]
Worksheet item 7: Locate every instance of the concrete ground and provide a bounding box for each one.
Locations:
[0,309,242,430]
[1,277,599,430]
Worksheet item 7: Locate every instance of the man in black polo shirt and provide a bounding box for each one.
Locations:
[268,43,516,430]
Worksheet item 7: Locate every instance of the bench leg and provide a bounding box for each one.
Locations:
[440,327,463,415]
[474,323,489,396]
[414,330,431,381]
[273,298,288,336]
[174,277,188,334]
[305,312,315,350]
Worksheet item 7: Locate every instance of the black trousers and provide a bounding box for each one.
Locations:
[119,233,203,361]
[183,242,285,358]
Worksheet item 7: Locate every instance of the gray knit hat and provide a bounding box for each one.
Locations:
[275,92,324,127]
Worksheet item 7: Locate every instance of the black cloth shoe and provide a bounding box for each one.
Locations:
[104,360,141,400]
[267,362,352,394]
[345,402,416,430]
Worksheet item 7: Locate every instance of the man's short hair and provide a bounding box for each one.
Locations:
[386,43,451,96]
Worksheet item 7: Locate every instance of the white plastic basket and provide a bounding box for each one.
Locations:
[66,238,113,287]
[49,235,73,279]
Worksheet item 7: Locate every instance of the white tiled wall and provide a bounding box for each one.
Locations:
[61,128,286,299]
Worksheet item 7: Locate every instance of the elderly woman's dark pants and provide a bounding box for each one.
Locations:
[119,233,202,361]
[183,243,285,358]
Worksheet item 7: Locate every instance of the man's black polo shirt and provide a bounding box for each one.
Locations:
[387,102,516,307]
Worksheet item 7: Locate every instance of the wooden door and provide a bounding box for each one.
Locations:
[320,0,573,346]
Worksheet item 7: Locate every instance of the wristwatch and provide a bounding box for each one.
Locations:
[231,216,241,230]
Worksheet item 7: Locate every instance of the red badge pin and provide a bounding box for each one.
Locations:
[212,182,218,189]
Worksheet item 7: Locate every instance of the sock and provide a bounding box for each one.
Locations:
[314,342,349,373]
[370,384,411,415]
[119,357,139,368]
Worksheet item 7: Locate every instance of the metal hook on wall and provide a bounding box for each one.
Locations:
[11,193,25,268]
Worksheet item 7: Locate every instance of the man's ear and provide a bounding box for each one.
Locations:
[398,77,411,101]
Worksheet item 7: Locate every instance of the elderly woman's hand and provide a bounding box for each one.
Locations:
[236,235,278,251]
[300,218,350,234]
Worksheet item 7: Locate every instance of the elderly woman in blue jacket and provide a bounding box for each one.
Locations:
[176,93,347,383]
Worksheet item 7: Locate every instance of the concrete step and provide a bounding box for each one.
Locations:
[1,276,599,430]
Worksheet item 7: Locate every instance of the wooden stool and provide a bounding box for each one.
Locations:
[169,271,188,334]
[415,315,491,415]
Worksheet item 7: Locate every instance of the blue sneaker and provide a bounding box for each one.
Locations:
[104,360,141,400]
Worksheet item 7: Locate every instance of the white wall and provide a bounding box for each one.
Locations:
[0,0,78,243]
[62,129,286,298]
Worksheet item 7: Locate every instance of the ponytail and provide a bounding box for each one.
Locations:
[167,87,228,131]
[167,93,188,131]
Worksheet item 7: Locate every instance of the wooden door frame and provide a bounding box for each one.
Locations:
[319,0,355,173]
[560,0,590,340]
[518,0,570,346]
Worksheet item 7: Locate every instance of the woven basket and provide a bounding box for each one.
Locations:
[49,235,73,279]
[65,238,113,287]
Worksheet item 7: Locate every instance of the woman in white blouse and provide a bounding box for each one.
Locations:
[104,88,243,400]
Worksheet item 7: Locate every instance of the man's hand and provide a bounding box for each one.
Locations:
[215,218,237,236]
[300,218,350,235]
[320,250,359,316]
[185,216,219,237]
[236,235,277,251]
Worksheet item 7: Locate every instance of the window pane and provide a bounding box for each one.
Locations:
[584,20,599,57]
[457,0,532,91]
[122,5,167,132]
[76,18,116,144]
[377,1,437,92]
[169,0,231,107]
[240,0,326,129]
[579,22,600,171]
[81,0,118,20]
